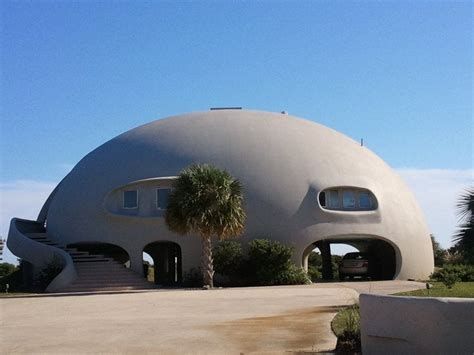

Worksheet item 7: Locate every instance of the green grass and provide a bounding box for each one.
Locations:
[394,281,474,298]
[331,305,360,337]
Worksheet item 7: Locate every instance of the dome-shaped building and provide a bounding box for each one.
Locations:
[8,109,434,291]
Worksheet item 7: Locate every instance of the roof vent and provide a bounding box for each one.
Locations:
[281,111,288,115]
[210,107,242,111]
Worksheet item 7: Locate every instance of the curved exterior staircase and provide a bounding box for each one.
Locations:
[8,218,155,292]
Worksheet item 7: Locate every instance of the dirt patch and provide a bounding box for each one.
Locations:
[209,306,341,354]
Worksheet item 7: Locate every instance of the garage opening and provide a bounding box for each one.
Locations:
[143,241,182,286]
[303,237,397,281]
[67,242,130,266]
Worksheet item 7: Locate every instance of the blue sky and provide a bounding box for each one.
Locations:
[0,1,472,262]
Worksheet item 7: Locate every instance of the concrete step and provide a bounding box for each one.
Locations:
[67,251,89,256]
[74,279,150,286]
[25,233,48,238]
[76,270,130,277]
[30,237,52,243]
[76,272,129,277]
[73,258,114,263]
[76,267,136,273]
[75,262,123,269]
[75,273,145,280]
[69,279,152,286]
[72,254,107,259]
[60,285,155,292]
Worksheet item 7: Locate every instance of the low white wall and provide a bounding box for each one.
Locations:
[360,293,474,355]
[7,218,77,292]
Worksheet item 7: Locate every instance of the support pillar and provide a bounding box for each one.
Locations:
[129,250,144,276]
[317,240,333,280]
[155,247,169,285]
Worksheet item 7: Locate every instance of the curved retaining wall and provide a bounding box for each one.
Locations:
[360,293,474,354]
[7,218,77,292]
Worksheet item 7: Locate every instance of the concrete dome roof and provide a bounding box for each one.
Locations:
[45,109,434,280]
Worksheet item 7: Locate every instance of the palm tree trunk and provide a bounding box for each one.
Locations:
[201,234,214,288]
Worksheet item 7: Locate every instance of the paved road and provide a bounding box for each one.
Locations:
[0,281,424,354]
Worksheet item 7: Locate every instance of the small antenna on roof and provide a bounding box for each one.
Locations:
[360,138,364,147]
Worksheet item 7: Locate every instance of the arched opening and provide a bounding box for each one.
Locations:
[67,242,130,266]
[143,242,182,286]
[142,251,154,282]
[303,236,397,281]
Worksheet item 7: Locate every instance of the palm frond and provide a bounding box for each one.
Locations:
[456,187,474,222]
[452,187,474,263]
[165,164,246,239]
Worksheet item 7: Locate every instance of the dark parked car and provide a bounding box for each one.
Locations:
[339,252,369,280]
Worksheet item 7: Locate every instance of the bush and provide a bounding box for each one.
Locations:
[308,265,322,281]
[248,239,294,285]
[307,251,342,281]
[331,305,361,354]
[212,238,311,286]
[0,263,18,278]
[332,305,361,354]
[276,263,311,285]
[441,273,459,289]
[35,255,64,291]
[0,269,24,292]
[431,264,474,282]
[182,268,203,287]
[213,240,245,285]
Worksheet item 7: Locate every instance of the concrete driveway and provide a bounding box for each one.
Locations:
[0,281,424,354]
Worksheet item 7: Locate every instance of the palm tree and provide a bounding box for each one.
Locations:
[452,187,474,264]
[165,164,246,287]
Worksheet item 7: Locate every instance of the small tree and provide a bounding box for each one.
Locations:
[0,262,18,278]
[165,164,246,288]
[452,187,474,264]
[430,234,447,267]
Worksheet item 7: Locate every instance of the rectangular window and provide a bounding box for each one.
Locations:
[123,190,138,209]
[157,188,172,210]
[319,191,326,207]
[359,191,371,209]
[329,190,339,208]
[342,190,356,209]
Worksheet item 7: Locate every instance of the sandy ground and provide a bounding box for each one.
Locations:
[0,281,424,354]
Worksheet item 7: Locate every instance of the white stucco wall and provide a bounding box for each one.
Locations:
[360,293,474,355]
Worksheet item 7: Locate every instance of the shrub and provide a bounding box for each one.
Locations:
[308,265,322,281]
[307,251,342,281]
[248,239,294,285]
[182,268,203,287]
[35,255,64,291]
[333,305,361,354]
[431,264,474,282]
[212,238,311,286]
[0,269,24,292]
[213,240,245,285]
[247,239,311,285]
[441,273,459,289]
[0,263,18,278]
[276,263,311,285]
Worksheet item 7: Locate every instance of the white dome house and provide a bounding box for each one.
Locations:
[8,109,434,292]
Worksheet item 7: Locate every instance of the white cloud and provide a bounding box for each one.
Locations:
[0,180,57,264]
[396,168,473,249]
